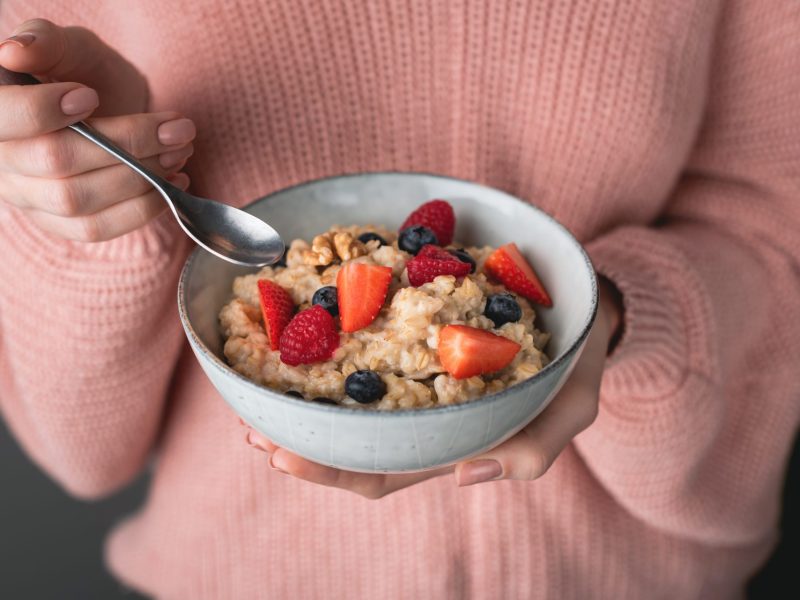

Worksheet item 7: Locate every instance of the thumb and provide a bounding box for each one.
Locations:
[454,387,598,486]
[454,319,610,487]
[0,19,147,114]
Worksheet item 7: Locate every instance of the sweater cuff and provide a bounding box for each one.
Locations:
[586,226,714,400]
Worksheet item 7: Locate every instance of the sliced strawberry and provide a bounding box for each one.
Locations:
[484,243,552,307]
[279,305,339,365]
[406,244,471,286]
[438,325,521,379]
[400,199,455,246]
[257,280,295,350]
[337,262,393,332]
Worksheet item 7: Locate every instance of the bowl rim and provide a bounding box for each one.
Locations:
[177,171,599,418]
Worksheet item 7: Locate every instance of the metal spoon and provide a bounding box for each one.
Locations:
[0,67,284,267]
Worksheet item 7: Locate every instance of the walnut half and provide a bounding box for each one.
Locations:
[333,232,367,261]
[302,233,336,266]
[302,230,367,265]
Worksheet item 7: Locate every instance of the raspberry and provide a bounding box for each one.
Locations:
[406,244,472,286]
[400,199,455,246]
[279,305,340,366]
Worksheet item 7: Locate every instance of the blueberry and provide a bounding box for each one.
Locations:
[344,370,387,404]
[398,225,438,255]
[358,232,387,246]
[285,390,304,398]
[313,397,338,405]
[484,293,522,328]
[449,248,476,273]
[312,286,339,317]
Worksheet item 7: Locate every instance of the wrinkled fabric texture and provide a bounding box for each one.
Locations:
[1,1,798,598]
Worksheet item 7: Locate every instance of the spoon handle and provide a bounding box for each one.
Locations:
[67,121,174,193]
[0,66,176,198]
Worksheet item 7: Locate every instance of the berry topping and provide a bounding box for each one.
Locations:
[344,370,387,403]
[400,199,455,246]
[406,244,472,286]
[448,248,476,273]
[336,262,393,332]
[312,285,339,317]
[438,325,521,379]
[279,305,340,366]
[358,232,387,246]
[257,280,295,350]
[313,397,338,405]
[285,390,304,398]
[484,293,522,328]
[484,243,553,307]
[398,225,439,255]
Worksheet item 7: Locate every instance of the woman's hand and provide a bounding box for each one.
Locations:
[0,19,195,241]
[245,277,623,498]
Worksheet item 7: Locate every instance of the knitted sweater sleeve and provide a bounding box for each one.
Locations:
[575,2,800,544]
[0,206,190,499]
[0,1,194,501]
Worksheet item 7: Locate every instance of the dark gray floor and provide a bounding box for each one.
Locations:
[0,420,148,600]
[0,419,796,599]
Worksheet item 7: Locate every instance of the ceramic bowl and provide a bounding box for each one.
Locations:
[178,172,597,473]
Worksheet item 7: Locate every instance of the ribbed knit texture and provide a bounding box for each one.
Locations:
[1,1,799,598]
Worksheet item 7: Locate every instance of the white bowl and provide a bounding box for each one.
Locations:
[178,173,597,473]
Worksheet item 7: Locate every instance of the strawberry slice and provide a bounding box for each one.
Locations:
[337,262,393,332]
[406,244,471,286]
[257,280,295,350]
[484,243,552,307]
[400,199,455,246]
[438,325,521,379]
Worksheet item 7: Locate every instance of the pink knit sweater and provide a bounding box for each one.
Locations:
[1,1,799,598]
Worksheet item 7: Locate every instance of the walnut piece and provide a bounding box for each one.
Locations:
[333,232,367,261]
[302,230,367,265]
[302,233,336,266]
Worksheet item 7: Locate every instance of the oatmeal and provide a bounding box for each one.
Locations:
[219,200,551,409]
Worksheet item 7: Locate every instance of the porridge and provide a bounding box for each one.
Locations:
[219,199,552,410]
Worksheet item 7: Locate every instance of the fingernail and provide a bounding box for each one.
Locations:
[158,118,196,145]
[457,459,503,487]
[60,87,99,116]
[245,430,271,452]
[0,32,36,49]
[159,149,189,169]
[268,453,288,474]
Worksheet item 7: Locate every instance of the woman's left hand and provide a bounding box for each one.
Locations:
[245,277,622,498]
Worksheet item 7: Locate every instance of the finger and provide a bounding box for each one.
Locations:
[0,19,147,113]
[0,81,98,141]
[3,149,192,215]
[0,112,196,177]
[455,320,609,487]
[244,428,279,453]
[270,448,454,499]
[24,172,189,242]
[455,381,598,486]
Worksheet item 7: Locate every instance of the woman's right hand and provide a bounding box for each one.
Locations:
[0,19,195,242]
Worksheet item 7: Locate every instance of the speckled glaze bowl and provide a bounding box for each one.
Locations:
[178,173,597,473]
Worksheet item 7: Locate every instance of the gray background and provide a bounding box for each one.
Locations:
[0,418,796,599]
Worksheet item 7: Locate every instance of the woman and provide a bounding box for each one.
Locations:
[0,1,797,598]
